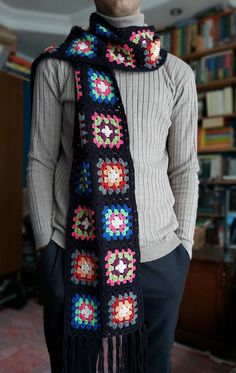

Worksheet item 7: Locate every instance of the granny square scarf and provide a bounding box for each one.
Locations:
[30,11,168,373]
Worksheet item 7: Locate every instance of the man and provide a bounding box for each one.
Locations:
[27,0,200,372]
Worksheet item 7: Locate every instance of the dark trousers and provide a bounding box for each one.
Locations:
[39,239,190,373]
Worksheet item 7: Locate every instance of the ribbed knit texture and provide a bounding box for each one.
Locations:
[26,11,200,262]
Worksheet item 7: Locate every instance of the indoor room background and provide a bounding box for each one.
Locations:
[1,0,236,372]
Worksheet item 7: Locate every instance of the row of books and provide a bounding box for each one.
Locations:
[198,154,236,179]
[190,49,235,84]
[160,5,236,56]
[2,52,32,81]
[198,87,235,118]
[198,118,236,150]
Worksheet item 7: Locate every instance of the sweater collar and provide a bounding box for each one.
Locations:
[95,10,146,28]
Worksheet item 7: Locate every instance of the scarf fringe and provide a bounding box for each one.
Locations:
[62,323,148,373]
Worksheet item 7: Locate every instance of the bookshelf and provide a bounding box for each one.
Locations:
[182,41,236,61]
[0,70,31,275]
[0,71,23,276]
[197,77,236,91]
[160,5,236,257]
[198,147,236,154]
[159,5,236,359]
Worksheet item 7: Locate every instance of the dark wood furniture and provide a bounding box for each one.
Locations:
[176,246,236,359]
[0,71,23,276]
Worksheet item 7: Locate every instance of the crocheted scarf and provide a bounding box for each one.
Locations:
[30,11,167,373]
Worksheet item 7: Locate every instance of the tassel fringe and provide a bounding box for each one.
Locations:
[62,323,148,373]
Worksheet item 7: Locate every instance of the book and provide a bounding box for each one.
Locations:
[205,87,234,116]
[172,7,236,56]
[223,156,236,179]
[199,126,234,150]
[8,53,32,69]
[202,116,225,128]
[198,154,223,178]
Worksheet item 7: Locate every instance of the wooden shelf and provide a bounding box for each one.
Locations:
[198,113,236,121]
[198,147,236,154]
[197,212,224,218]
[182,41,236,62]
[200,179,236,185]
[197,77,236,92]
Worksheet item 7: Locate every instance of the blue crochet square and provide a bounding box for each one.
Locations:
[101,204,133,241]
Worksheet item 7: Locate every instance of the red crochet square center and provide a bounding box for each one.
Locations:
[112,297,135,324]
[108,292,138,329]
[71,250,98,286]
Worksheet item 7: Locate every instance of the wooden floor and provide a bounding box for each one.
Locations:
[0,298,235,373]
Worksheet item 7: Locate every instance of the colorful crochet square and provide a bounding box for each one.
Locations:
[88,68,117,105]
[129,30,154,46]
[65,35,98,59]
[71,249,98,287]
[78,113,88,146]
[144,39,161,69]
[71,294,101,330]
[105,248,136,286]
[92,112,124,149]
[96,157,129,195]
[108,292,138,329]
[105,43,136,68]
[102,204,133,241]
[71,205,96,241]
[75,161,92,196]
[96,24,112,37]
[75,70,83,101]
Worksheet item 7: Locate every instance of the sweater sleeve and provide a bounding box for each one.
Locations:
[26,58,63,250]
[167,67,200,259]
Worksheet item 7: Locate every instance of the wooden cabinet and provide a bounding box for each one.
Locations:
[0,71,23,275]
[176,248,236,359]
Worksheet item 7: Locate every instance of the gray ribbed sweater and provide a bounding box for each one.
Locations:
[26,11,200,262]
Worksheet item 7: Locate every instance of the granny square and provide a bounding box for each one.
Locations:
[71,293,101,330]
[71,205,96,241]
[101,204,133,241]
[105,248,136,286]
[91,112,124,149]
[71,249,99,287]
[107,291,138,329]
[87,68,118,105]
[106,43,136,68]
[65,34,98,59]
[96,157,129,195]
